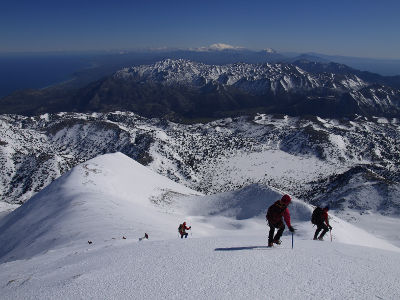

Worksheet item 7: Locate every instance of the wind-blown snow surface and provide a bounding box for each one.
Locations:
[1,237,400,300]
[0,153,399,299]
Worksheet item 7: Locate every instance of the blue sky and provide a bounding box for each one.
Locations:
[1,0,399,58]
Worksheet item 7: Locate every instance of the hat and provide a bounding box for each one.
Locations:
[323,206,330,211]
[281,194,291,205]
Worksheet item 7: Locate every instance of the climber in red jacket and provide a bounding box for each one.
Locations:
[266,194,295,247]
[178,221,191,238]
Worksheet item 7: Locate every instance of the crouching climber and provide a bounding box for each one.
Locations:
[178,222,191,238]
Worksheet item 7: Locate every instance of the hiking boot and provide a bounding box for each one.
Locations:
[313,237,318,240]
[268,242,274,247]
[273,239,282,245]
[318,237,324,241]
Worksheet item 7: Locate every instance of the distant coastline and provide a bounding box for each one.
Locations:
[0,53,92,98]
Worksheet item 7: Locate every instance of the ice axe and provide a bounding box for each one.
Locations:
[330,229,332,242]
[291,232,294,249]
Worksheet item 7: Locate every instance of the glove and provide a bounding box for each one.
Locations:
[289,226,295,233]
[328,225,332,230]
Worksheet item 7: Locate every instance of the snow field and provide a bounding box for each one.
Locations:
[1,236,399,300]
[1,152,399,299]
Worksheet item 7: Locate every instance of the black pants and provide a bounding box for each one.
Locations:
[268,221,285,243]
[180,233,188,238]
[314,222,329,239]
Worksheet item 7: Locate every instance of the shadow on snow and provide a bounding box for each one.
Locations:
[214,246,271,251]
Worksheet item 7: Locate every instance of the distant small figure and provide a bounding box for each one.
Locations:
[178,222,191,238]
[311,206,332,241]
[88,241,92,244]
[139,233,149,241]
[122,236,126,239]
[266,194,295,247]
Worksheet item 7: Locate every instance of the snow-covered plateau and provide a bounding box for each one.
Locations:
[1,153,399,299]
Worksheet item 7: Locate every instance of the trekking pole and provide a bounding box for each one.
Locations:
[291,232,294,249]
[330,229,332,242]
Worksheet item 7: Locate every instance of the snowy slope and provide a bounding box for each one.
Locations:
[0,202,19,220]
[1,152,396,262]
[1,112,399,247]
[1,236,400,300]
[0,152,200,262]
[0,153,399,299]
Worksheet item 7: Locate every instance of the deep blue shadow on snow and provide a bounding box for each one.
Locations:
[214,246,271,251]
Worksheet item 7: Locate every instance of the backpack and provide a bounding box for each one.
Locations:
[178,224,183,233]
[311,207,323,224]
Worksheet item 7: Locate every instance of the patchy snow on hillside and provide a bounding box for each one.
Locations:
[0,153,399,299]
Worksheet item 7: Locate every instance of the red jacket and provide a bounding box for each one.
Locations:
[179,224,191,233]
[322,210,329,226]
[282,207,292,227]
[267,200,292,227]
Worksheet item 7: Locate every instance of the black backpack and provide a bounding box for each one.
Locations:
[178,224,183,232]
[311,207,323,224]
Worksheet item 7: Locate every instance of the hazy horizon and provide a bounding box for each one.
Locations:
[1,0,400,59]
[1,46,400,62]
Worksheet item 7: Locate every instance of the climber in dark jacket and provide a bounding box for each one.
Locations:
[313,206,332,240]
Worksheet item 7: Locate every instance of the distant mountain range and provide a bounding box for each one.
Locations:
[1,59,399,119]
[2,44,400,99]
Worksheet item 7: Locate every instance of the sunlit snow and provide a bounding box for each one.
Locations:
[0,153,399,299]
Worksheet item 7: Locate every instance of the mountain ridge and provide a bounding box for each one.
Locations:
[1,112,399,228]
[1,59,399,119]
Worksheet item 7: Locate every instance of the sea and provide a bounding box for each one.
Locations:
[0,53,94,98]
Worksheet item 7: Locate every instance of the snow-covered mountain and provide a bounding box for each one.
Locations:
[2,59,400,118]
[1,112,399,242]
[195,43,246,51]
[0,152,399,299]
[115,59,367,93]
[111,59,400,117]
[0,153,201,262]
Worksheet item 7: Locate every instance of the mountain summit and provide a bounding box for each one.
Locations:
[195,43,245,51]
